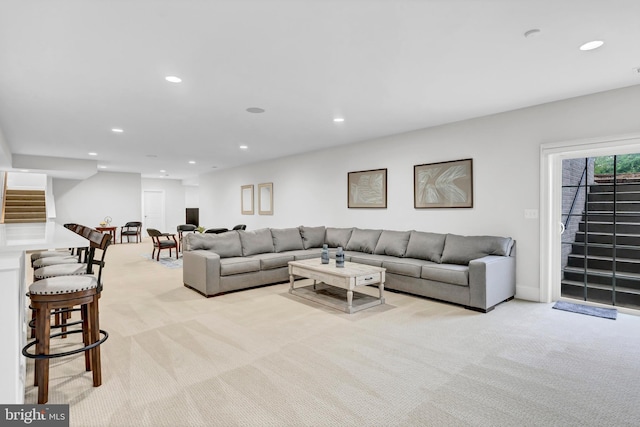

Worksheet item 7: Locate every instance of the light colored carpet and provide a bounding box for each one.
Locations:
[24,239,640,426]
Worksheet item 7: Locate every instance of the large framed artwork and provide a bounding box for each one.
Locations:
[241,184,254,215]
[348,168,387,208]
[414,158,473,208]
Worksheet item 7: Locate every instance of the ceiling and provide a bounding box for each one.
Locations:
[1,0,639,181]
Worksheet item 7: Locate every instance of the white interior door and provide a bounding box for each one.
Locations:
[143,190,165,235]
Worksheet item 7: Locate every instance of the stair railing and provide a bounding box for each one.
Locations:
[563,163,588,231]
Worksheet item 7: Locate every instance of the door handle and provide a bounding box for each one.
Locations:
[559,222,565,235]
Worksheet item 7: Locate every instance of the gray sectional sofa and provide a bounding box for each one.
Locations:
[182,226,516,312]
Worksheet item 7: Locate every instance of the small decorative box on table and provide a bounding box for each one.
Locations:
[288,258,385,314]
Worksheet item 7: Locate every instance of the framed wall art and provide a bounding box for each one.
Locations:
[258,182,273,215]
[348,168,387,208]
[241,184,254,215]
[414,158,473,208]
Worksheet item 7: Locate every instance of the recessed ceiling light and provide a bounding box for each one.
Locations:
[524,29,541,38]
[239,145,249,150]
[165,76,182,83]
[88,152,97,156]
[333,117,345,123]
[579,40,604,51]
[160,169,166,173]
[98,165,107,169]
[246,107,265,114]
[188,160,196,164]
[111,128,123,133]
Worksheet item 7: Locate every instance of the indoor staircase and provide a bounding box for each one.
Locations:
[562,182,640,309]
[2,189,47,223]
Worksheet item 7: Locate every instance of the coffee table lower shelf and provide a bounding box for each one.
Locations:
[289,282,385,314]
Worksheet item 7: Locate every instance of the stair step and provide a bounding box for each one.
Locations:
[563,266,640,289]
[589,191,640,201]
[575,213,640,222]
[589,183,640,193]
[578,222,640,234]
[567,255,640,273]
[575,232,640,245]
[561,279,640,295]
[3,218,46,223]
[587,201,640,212]
[569,244,640,258]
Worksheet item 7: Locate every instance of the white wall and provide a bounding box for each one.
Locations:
[141,178,187,233]
[53,171,142,231]
[199,84,640,301]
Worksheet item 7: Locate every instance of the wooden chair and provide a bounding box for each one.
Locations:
[147,228,178,260]
[176,224,197,252]
[23,228,111,404]
[120,221,142,243]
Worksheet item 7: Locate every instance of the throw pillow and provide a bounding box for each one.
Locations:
[325,227,353,248]
[239,228,275,256]
[299,226,326,249]
[440,234,513,265]
[271,228,304,252]
[373,230,411,257]
[345,228,383,254]
[404,231,446,263]
[184,231,243,258]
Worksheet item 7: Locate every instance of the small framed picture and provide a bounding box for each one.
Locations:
[348,168,387,208]
[241,184,254,215]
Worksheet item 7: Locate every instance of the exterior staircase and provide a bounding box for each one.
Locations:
[2,189,47,223]
[562,182,640,310]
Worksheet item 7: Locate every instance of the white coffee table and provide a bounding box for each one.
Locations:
[288,258,386,313]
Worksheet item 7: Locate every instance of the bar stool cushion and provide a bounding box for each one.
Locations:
[30,251,72,262]
[30,275,98,295]
[34,264,88,280]
[32,256,79,268]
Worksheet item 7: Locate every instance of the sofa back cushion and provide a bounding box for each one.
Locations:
[239,228,275,256]
[299,226,326,249]
[325,227,353,248]
[440,234,513,265]
[404,231,447,263]
[271,228,304,252]
[345,228,383,254]
[374,230,411,257]
[183,231,243,258]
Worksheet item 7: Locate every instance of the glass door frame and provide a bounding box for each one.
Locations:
[540,133,640,306]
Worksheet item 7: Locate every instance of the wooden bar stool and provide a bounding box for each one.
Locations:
[23,229,111,404]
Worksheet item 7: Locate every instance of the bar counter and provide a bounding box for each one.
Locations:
[0,222,88,404]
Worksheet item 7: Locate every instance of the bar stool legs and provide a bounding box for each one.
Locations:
[25,289,107,404]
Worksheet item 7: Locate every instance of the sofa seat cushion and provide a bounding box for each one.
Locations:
[239,228,275,256]
[287,248,322,261]
[271,228,304,252]
[382,258,432,278]
[440,234,513,265]
[249,253,295,270]
[348,253,387,267]
[421,263,469,286]
[220,257,261,276]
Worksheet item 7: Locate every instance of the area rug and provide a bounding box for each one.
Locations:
[552,300,617,320]
[141,253,183,269]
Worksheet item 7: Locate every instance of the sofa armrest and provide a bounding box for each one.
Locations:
[468,255,516,311]
[183,250,221,296]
